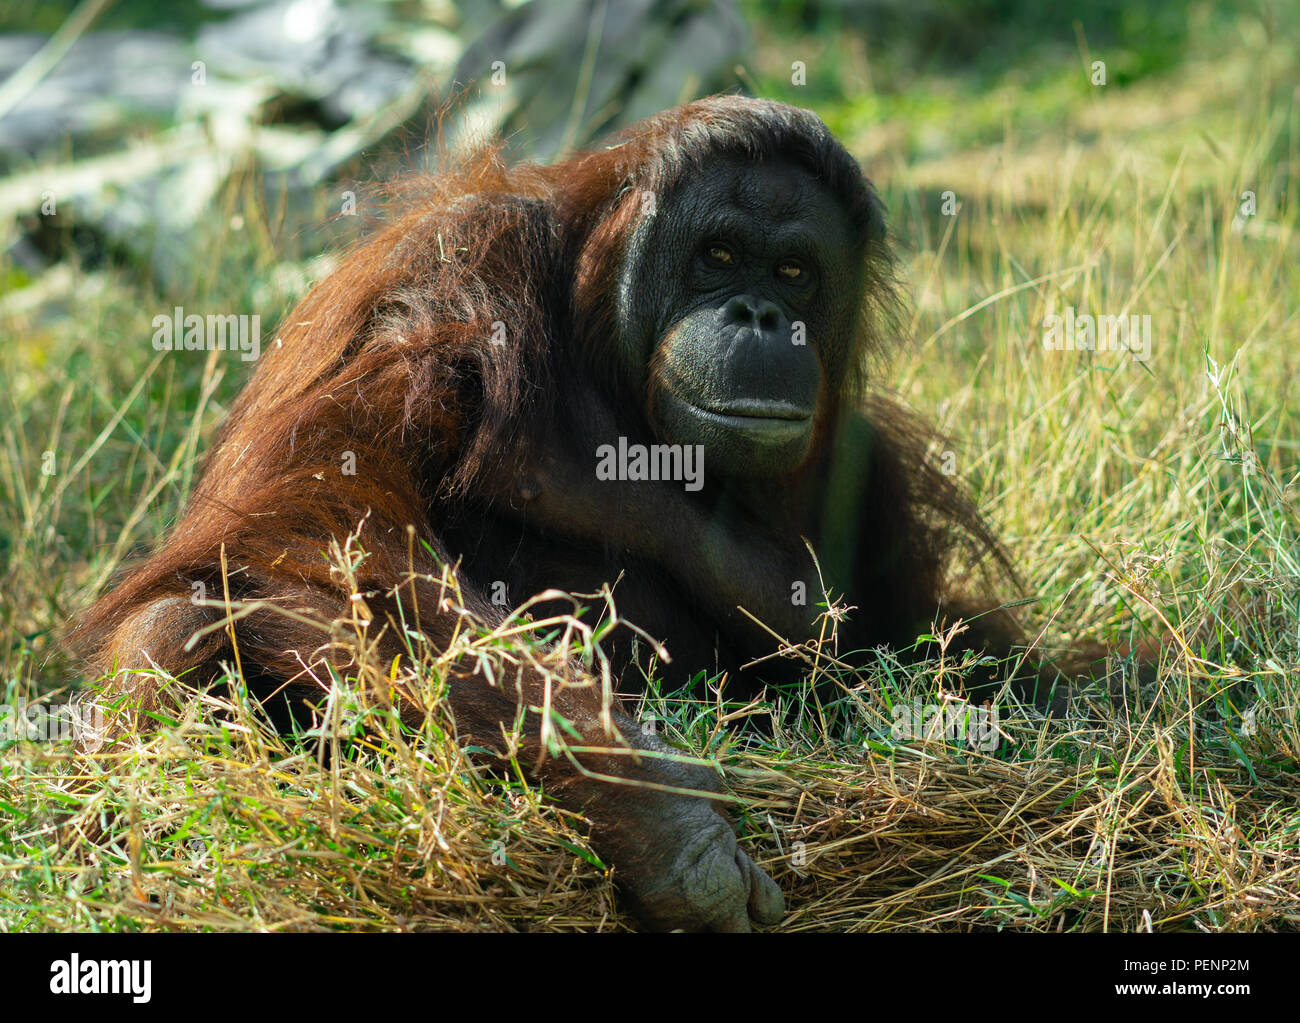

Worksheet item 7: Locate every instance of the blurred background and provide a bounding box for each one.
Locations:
[1,0,1287,291]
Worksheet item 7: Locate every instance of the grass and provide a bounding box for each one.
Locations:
[2,3,1299,930]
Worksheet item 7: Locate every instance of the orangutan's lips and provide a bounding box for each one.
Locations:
[703,399,813,421]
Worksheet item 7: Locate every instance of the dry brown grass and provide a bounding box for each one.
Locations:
[6,564,1298,933]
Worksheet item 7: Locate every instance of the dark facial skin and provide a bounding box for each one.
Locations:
[618,157,864,477]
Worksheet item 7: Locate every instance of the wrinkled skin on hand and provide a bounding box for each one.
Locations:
[620,804,785,932]
[581,741,784,932]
